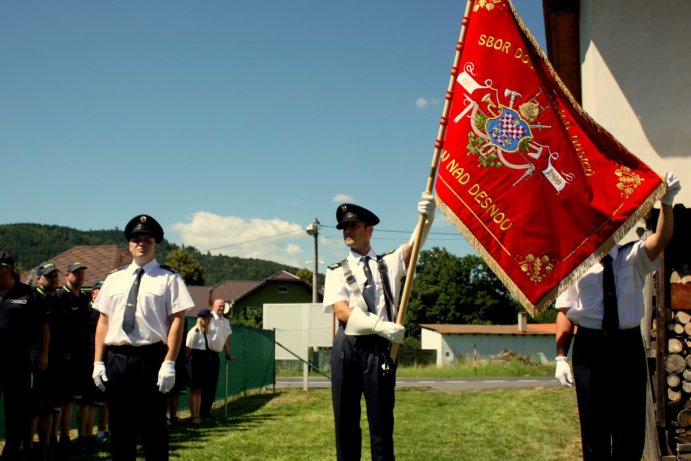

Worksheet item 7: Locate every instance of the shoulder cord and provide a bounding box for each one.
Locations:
[340,259,367,313]
[376,256,394,322]
[341,256,394,322]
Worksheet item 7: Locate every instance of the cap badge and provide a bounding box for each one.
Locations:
[140,216,147,223]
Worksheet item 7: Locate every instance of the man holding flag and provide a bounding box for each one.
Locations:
[424,0,677,458]
[555,173,681,461]
[434,0,668,316]
[323,195,434,461]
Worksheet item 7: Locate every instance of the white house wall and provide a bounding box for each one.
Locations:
[421,329,555,366]
[421,328,446,366]
[580,0,691,206]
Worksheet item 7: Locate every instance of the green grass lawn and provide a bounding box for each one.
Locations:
[396,359,554,378]
[278,358,555,379]
[80,385,581,460]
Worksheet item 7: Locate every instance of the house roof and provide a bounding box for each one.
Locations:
[186,286,214,316]
[266,270,300,281]
[186,270,310,316]
[210,280,265,304]
[22,244,132,289]
[420,323,556,336]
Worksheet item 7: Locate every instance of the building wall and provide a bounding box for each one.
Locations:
[422,329,555,366]
[421,329,447,367]
[580,0,691,205]
[234,281,313,318]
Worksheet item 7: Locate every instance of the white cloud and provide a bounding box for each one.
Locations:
[170,211,306,266]
[415,97,440,109]
[285,243,302,255]
[332,193,353,203]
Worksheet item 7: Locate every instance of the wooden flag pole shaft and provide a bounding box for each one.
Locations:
[391,0,473,362]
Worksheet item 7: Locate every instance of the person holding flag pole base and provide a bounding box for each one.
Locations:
[555,172,681,461]
[323,195,435,461]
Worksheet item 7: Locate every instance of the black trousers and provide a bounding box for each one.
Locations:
[573,327,647,461]
[0,361,30,460]
[201,352,220,418]
[105,343,169,461]
[331,327,396,461]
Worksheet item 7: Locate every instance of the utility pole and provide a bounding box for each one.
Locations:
[305,218,320,303]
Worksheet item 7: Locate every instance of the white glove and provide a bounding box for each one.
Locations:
[417,193,436,217]
[554,356,574,388]
[410,193,436,248]
[157,360,176,394]
[345,306,405,343]
[93,361,108,392]
[662,172,681,205]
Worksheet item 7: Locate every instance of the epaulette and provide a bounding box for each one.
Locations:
[380,249,395,257]
[159,264,178,274]
[111,265,127,274]
[328,262,343,271]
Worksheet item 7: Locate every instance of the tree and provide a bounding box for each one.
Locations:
[165,248,205,285]
[296,268,313,288]
[405,247,521,338]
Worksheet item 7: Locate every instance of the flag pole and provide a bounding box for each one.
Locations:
[391,0,474,361]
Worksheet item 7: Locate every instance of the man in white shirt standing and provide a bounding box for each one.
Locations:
[323,195,435,461]
[202,298,233,420]
[92,214,194,461]
[554,173,681,460]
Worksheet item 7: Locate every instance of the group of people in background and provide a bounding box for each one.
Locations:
[0,256,110,461]
[0,214,233,461]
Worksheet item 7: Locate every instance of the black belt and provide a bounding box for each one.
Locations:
[338,326,390,351]
[107,342,166,357]
[577,326,640,338]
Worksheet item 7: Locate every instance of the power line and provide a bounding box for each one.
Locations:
[205,225,463,251]
[206,228,304,251]
[320,224,460,236]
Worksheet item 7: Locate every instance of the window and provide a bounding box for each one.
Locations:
[278,286,288,294]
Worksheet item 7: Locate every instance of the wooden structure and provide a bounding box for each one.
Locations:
[653,206,691,459]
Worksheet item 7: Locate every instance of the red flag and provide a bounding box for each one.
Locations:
[434,0,664,315]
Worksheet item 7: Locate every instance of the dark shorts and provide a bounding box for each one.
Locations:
[187,349,213,388]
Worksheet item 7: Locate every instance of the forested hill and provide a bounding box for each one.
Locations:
[0,223,300,285]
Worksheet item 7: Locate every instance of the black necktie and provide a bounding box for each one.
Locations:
[122,268,144,334]
[601,255,619,333]
[361,256,376,313]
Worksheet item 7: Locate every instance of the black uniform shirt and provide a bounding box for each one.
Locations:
[55,286,92,362]
[0,282,45,368]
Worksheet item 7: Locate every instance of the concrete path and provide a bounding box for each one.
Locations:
[275,376,560,391]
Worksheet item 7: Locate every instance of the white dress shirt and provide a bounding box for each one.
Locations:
[93,258,194,346]
[555,241,658,329]
[207,311,232,353]
[323,246,406,322]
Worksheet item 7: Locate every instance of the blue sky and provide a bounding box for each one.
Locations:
[1,0,546,270]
